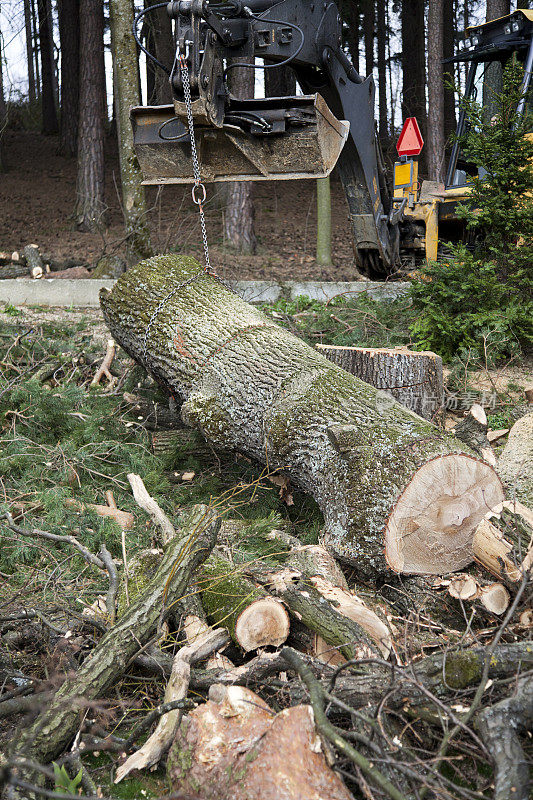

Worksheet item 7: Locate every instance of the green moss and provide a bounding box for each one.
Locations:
[443,651,483,689]
[117,548,163,617]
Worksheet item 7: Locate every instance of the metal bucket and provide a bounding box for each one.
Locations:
[131,94,349,185]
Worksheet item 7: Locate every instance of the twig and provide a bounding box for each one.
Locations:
[91,339,117,389]
[127,472,176,545]
[98,544,119,625]
[2,512,105,570]
[419,575,529,798]
[282,647,408,800]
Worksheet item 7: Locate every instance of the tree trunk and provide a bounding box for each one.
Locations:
[225,60,256,255]
[24,0,37,104]
[143,19,156,104]
[316,176,332,267]
[75,0,106,231]
[443,0,456,145]
[402,0,427,172]
[144,0,174,104]
[315,345,443,420]
[109,0,153,264]
[338,0,360,73]
[9,505,219,767]
[100,255,504,579]
[376,0,387,140]
[58,0,79,157]
[264,65,296,97]
[483,0,510,122]
[427,0,445,183]
[0,20,6,173]
[37,0,58,134]
[362,0,374,78]
[31,0,41,99]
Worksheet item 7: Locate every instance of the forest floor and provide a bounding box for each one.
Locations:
[0,130,359,281]
[0,301,532,799]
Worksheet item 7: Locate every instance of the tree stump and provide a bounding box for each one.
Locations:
[100,255,503,577]
[316,344,443,420]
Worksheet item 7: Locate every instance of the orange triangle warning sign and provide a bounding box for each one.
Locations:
[396,117,424,157]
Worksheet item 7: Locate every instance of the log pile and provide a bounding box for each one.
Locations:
[2,254,532,800]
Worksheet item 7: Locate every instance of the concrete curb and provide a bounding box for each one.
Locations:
[0,278,411,308]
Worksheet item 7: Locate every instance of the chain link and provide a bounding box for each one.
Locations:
[179,52,212,274]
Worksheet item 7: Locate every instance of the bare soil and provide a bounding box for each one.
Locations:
[0,130,358,281]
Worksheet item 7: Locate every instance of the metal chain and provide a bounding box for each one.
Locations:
[179,51,212,274]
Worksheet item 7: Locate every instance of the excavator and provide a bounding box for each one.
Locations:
[131,1,533,278]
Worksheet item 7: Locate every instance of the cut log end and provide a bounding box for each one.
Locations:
[479,583,510,615]
[385,454,504,574]
[234,598,290,652]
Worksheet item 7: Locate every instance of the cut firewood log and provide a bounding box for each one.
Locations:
[246,551,393,660]
[479,583,510,615]
[10,504,219,766]
[23,243,43,279]
[453,403,496,467]
[122,391,183,431]
[497,412,533,507]
[447,573,479,600]
[198,552,290,651]
[0,263,30,279]
[100,256,503,577]
[167,685,353,800]
[316,343,443,420]
[473,500,533,583]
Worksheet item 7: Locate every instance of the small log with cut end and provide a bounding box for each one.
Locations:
[198,552,289,651]
[316,343,443,420]
[453,403,496,467]
[473,501,533,583]
[479,583,510,615]
[100,255,504,577]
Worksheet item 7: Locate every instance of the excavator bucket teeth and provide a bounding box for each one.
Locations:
[131,94,349,184]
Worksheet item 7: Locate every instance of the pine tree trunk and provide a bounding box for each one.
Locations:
[58,0,79,157]
[483,0,510,122]
[402,0,427,172]
[362,0,375,77]
[376,0,387,140]
[427,0,445,182]
[264,65,296,97]
[338,0,360,72]
[100,255,504,579]
[24,0,37,104]
[109,0,153,264]
[75,0,106,231]
[224,60,256,255]
[443,0,456,145]
[316,176,332,267]
[0,21,6,173]
[37,0,58,133]
[144,0,174,104]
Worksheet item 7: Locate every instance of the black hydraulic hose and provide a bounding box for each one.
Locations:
[132,3,172,76]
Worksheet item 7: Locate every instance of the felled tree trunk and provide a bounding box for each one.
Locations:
[101,255,503,577]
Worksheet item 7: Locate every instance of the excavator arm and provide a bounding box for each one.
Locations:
[131,0,400,275]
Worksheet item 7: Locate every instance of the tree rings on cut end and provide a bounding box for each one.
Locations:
[385,454,504,575]
[234,598,290,652]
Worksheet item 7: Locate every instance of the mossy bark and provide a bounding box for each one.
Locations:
[198,552,269,643]
[100,255,500,577]
[10,505,219,767]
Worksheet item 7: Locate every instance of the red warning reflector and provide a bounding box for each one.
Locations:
[396,117,424,157]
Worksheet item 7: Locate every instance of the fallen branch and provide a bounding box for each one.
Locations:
[9,504,220,766]
[115,625,228,782]
[91,339,117,390]
[127,472,176,545]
